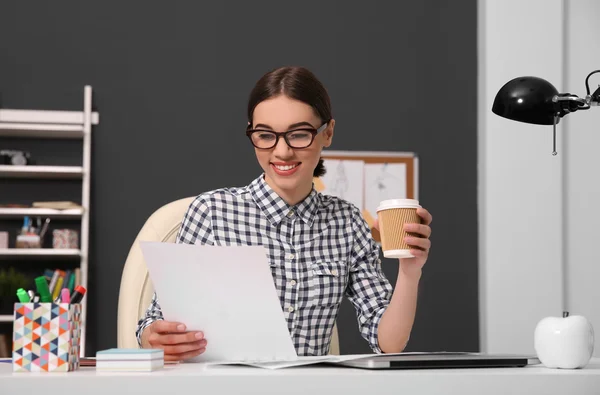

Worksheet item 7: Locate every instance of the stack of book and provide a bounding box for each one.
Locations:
[96,349,164,372]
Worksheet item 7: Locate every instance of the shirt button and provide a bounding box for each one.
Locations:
[331,269,338,276]
[286,253,295,260]
[287,210,295,217]
[289,280,297,286]
[377,259,382,264]
[288,306,295,312]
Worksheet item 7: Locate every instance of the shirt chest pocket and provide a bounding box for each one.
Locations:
[309,261,348,307]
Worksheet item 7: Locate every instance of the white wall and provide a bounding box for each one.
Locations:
[565,0,600,358]
[478,0,564,354]
[479,0,600,357]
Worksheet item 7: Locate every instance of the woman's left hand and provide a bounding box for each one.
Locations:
[400,207,432,275]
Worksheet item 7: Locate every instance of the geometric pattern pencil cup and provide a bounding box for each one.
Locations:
[12,303,82,372]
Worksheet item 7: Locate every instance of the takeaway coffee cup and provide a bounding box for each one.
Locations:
[376,199,422,259]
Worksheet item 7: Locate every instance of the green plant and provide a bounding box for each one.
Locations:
[0,267,30,299]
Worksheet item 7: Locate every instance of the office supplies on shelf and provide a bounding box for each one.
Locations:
[96,349,164,372]
[52,229,78,249]
[16,288,30,303]
[0,149,32,165]
[34,276,52,303]
[70,285,86,304]
[15,234,41,248]
[51,275,64,301]
[61,288,70,303]
[39,218,50,239]
[0,231,7,248]
[32,201,83,210]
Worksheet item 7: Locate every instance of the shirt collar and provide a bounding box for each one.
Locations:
[249,174,319,226]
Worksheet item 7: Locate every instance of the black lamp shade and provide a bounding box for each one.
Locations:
[492,76,559,125]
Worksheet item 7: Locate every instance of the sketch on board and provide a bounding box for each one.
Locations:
[364,163,407,221]
[318,159,364,210]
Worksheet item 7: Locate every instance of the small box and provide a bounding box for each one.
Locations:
[0,231,8,248]
[96,348,164,372]
[12,303,82,372]
[52,229,78,249]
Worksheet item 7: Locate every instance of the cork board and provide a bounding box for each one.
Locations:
[313,150,418,243]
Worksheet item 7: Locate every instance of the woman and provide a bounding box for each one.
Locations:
[137,66,433,361]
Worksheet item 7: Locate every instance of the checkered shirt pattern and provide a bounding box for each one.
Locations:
[136,174,393,355]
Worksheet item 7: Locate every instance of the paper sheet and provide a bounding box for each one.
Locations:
[140,242,297,363]
[319,159,364,209]
[364,163,407,220]
[204,352,475,370]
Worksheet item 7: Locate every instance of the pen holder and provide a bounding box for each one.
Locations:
[12,303,82,372]
[15,234,41,248]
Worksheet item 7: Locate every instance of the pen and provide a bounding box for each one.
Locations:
[60,288,70,304]
[21,216,29,235]
[34,276,52,303]
[70,285,86,304]
[39,218,51,239]
[16,288,30,303]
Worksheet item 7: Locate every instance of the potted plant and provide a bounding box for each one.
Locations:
[0,267,30,315]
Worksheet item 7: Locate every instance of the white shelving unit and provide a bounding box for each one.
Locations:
[0,86,98,356]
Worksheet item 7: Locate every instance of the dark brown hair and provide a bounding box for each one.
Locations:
[247,66,332,178]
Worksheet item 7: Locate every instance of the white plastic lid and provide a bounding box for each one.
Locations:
[376,198,421,212]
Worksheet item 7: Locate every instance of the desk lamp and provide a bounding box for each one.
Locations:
[493,70,600,155]
[492,70,598,368]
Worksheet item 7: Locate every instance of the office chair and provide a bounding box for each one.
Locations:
[117,197,340,355]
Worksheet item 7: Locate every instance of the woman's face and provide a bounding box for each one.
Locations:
[251,95,334,199]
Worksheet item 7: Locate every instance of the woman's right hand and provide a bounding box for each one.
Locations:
[141,320,206,361]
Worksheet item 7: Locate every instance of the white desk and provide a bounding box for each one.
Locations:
[2,358,600,395]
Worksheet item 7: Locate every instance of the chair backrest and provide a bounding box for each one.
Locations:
[117,197,340,355]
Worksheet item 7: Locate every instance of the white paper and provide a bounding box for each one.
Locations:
[235,355,368,369]
[140,241,298,363]
[319,159,364,209]
[207,352,473,370]
[364,163,407,219]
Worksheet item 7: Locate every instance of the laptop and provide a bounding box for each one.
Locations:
[335,352,541,370]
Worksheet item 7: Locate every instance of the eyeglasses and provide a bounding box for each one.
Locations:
[246,122,328,149]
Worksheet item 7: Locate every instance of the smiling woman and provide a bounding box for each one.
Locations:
[136,66,433,362]
[245,67,335,205]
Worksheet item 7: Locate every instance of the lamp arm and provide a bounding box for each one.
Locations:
[584,70,600,95]
[549,70,600,155]
[552,94,589,117]
[584,69,600,107]
[551,70,600,118]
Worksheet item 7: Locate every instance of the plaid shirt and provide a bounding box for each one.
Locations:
[136,174,393,355]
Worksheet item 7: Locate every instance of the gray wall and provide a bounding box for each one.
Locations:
[0,1,478,355]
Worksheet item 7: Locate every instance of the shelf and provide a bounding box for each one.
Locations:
[0,165,84,179]
[0,87,95,356]
[0,109,99,125]
[0,208,83,219]
[0,249,81,259]
[0,123,84,139]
